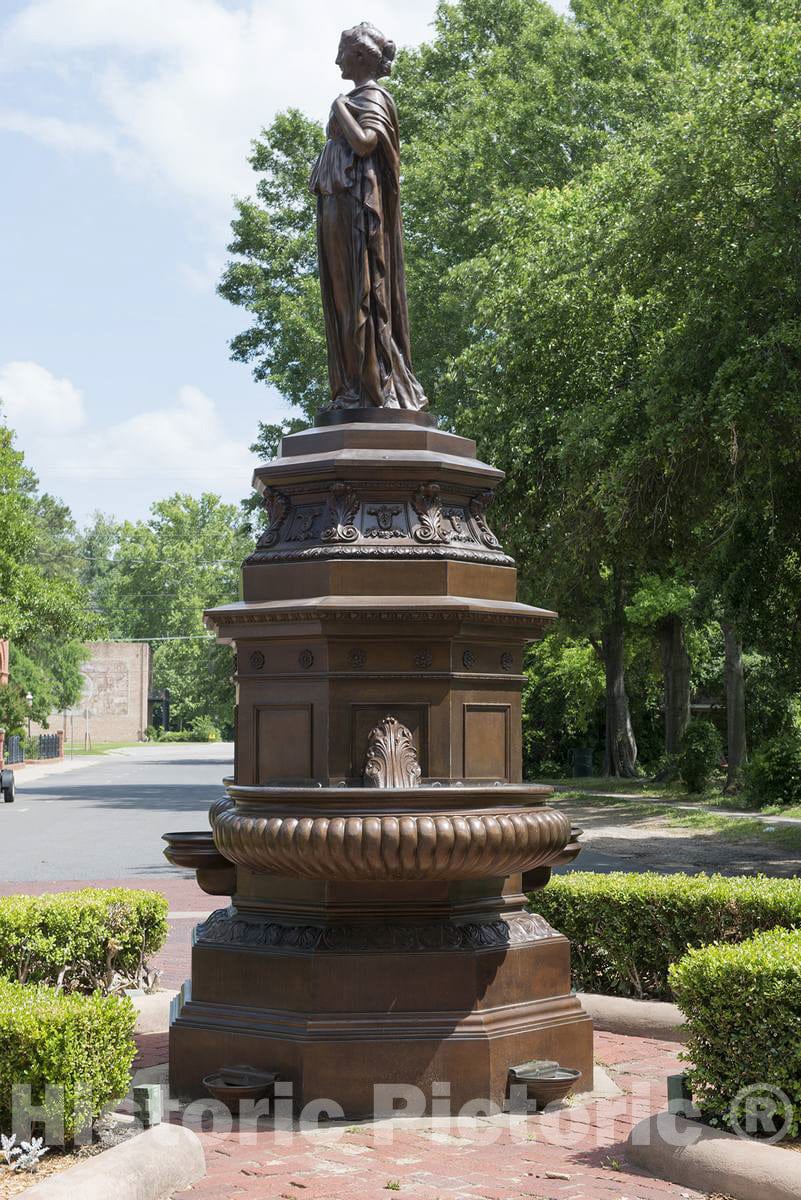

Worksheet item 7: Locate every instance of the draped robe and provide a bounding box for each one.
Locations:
[310,83,428,410]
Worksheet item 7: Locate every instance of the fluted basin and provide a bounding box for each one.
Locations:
[210,783,577,882]
[162,830,237,896]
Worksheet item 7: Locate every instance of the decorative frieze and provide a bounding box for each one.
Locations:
[195,908,559,953]
[256,488,290,549]
[247,479,509,563]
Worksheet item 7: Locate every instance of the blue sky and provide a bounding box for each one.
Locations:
[0,0,568,526]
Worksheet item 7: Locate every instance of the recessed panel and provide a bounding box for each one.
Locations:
[463,704,510,780]
[256,704,313,783]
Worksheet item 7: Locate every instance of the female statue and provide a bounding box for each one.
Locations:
[310,22,428,411]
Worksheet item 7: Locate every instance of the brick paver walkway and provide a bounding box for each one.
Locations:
[160,1031,701,1200]
[10,877,703,1199]
[133,1028,703,1200]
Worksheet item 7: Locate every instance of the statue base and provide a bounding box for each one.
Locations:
[167,414,593,1115]
[169,878,593,1115]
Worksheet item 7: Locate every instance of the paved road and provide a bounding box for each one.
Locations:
[0,744,233,881]
[4,744,794,884]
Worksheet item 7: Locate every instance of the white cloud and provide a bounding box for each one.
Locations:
[0,110,119,156]
[1,0,439,222]
[0,362,264,522]
[0,360,87,437]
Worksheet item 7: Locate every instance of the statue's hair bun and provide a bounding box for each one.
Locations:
[344,22,395,77]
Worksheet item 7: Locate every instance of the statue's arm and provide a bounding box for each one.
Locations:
[333,96,378,157]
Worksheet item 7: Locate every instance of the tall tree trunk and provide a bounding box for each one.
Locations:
[658,614,691,756]
[722,621,747,791]
[602,572,638,777]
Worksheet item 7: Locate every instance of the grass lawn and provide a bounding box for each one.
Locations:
[556,788,801,853]
[63,741,143,756]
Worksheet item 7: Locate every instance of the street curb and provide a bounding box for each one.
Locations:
[21,1122,205,1200]
[578,992,686,1042]
[628,1111,801,1200]
[9,757,105,785]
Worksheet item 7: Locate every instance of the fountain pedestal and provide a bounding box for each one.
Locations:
[168,412,593,1113]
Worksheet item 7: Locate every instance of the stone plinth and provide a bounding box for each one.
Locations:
[168,411,592,1114]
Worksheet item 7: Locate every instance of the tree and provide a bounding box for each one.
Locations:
[96,494,252,733]
[219,0,801,777]
[0,419,99,723]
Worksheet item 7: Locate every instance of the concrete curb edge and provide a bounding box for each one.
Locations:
[628,1111,801,1200]
[577,992,686,1042]
[21,1122,205,1200]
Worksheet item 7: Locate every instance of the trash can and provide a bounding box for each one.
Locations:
[570,747,594,778]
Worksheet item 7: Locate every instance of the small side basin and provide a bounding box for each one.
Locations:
[162,831,237,896]
[204,1065,279,1113]
[162,830,231,871]
[509,1061,582,1109]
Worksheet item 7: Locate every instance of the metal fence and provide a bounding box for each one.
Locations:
[2,733,60,764]
[5,735,23,764]
[38,734,60,759]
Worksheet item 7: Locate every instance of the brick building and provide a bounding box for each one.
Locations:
[35,641,151,747]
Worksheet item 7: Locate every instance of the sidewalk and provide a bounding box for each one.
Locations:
[4,753,105,783]
[133,1030,705,1200]
[553,784,801,826]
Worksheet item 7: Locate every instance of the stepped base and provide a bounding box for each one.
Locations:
[169,901,593,1116]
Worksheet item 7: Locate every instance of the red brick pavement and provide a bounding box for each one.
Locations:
[145,1032,703,1200]
[8,881,702,1199]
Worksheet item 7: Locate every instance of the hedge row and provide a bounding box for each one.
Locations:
[0,889,168,994]
[533,871,801,999]
[671,929,801,1138]
[0,980,136,1140]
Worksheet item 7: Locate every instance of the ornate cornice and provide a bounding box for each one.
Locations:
[195,908,559,953]
[244,479,509,566]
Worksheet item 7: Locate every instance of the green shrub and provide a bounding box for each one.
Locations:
[534,871,801,999]
[0,889,168,994]
[678,720,722,792]
[0,980,136,1140]
[157,720,221,743]
[670,928,801,1137]
[744,731,801,809]
[189,716,221,742]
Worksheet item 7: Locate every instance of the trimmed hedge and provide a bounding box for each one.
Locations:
[533,871,801,999]
[670,929,801,1137]
[0,889,168,994]
[0,980,136,1140]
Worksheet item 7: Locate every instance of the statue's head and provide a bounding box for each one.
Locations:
[337,22,396,81]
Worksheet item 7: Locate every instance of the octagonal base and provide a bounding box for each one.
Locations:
[169,899,593,1116]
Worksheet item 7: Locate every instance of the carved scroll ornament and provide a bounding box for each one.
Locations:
[412,483,445,544]
[256,488,290,549]
[468,491,502,550]
[322,483,360,542]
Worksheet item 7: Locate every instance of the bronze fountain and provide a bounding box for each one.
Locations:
[165,20,592,1115]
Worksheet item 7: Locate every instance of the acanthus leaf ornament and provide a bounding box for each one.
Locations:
[256,488,290,549]
[363,716,423,789]
[322,482,360,542]
[412,483,448,544]
[468,490,502,550]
